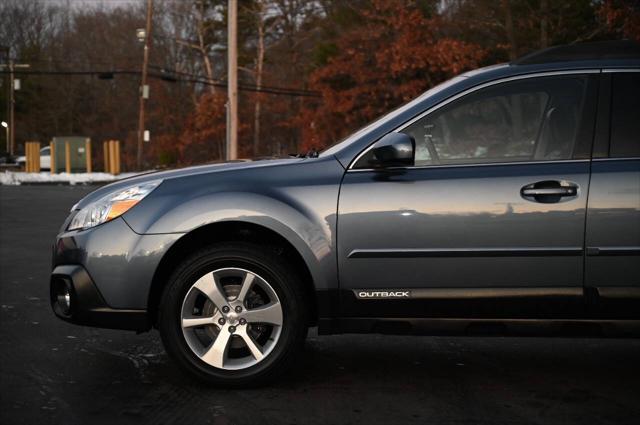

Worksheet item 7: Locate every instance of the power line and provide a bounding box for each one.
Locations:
[149,65,319,96]
[13,60,320,96]
[0,68,322,98]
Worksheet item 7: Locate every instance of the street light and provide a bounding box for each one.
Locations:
[1,121,8,154]
[136,28,146,43]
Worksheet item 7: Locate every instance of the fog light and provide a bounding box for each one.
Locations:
[52,278,73,316]
[57,287,71,315]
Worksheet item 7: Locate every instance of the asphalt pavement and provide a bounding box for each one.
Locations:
[1,185,640,425]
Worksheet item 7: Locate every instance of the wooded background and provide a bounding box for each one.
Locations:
[0,0,638,170]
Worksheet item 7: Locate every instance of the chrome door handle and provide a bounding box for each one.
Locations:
[521,187,577,197]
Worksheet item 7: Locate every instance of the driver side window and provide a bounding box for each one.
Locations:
[403,75,589,166]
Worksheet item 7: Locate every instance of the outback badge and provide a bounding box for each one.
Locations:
[355,290,411,299]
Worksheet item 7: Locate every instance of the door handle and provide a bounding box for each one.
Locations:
[521,187,577,197]
[520,181,578,203]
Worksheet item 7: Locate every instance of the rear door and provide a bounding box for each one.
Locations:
[338,72,599,320]
[586,70,640,318]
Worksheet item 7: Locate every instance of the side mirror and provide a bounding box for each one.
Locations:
[365,132,415,169]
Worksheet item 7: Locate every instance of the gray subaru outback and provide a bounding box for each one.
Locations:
[50,41,640,386]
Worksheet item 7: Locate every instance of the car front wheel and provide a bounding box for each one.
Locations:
[158,242,307,387]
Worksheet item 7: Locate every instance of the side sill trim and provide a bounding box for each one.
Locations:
[348,247,583,259]
[318,318,640,337]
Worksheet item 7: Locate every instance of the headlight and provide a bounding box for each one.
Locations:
[68,180,162,231]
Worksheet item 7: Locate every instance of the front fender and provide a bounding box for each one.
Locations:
[122,158,344,292]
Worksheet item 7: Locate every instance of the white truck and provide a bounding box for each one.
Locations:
[15,146,51,170]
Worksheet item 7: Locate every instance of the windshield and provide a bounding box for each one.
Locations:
[319,76,468,157]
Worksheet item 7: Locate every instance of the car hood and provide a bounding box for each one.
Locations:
[73,157,306,210]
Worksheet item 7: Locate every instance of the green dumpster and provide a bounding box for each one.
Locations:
[52,137,90,173]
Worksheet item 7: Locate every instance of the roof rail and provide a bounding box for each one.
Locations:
[513,40,640,65]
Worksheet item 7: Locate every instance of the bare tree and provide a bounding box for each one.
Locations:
[253,3,266,156]
[246,0,282,157]
[540,0,549,48]
[502,0,518,61]
[172,0,223,94]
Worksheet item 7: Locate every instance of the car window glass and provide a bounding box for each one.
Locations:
[41,147,50,156]
[403,75,588,166]
[610,72,640,158]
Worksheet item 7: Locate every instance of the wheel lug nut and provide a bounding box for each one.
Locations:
[239,318,247,325]
[228,326,236,333]
[218,318,226,325]
[235,306,242,313]
[222,306,230,313]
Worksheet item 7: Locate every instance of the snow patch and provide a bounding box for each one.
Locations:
[0,171,140,186]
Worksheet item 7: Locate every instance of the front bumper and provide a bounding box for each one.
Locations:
[51,216,183,331]
[51,265,150,331]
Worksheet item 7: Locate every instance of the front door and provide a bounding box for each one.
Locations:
[338,73,598,319]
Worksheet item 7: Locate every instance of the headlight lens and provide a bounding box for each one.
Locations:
[68,180,162,231]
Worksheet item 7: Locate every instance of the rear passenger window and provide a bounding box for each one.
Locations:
[403,75,591,166]
[610,73,640,158]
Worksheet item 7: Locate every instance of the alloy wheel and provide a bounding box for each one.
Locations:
[180,267,283,370]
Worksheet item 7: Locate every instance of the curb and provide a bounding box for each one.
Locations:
[1,181,111,186]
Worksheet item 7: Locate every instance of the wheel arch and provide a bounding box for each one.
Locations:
[147,220,319,327]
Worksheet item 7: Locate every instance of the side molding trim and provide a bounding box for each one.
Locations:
[348,247,583,259]
[586,247,640,256]
[351,287,582,300]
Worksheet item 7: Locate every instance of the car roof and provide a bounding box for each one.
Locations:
[513,40,640,65]
[463,41,640,83]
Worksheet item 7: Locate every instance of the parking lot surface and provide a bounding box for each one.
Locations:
[1,185,640,425]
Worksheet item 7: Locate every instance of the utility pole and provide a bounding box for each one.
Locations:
[137,0,154,170]
[9,61,15,156]
[227,0,238,161]
[0,53,30,156]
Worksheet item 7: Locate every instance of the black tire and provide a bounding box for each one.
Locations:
[158,242,308,387]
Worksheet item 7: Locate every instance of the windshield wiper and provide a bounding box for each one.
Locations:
[289,149,319,159]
